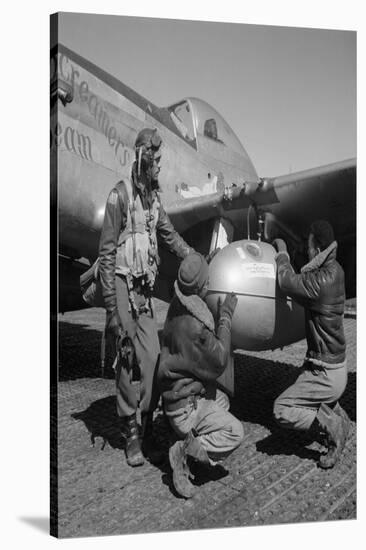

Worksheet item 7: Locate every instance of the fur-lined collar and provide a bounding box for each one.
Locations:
[174,281,215,332]
[301,241,337,273]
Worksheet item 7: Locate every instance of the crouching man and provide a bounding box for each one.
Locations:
[272,220,350,469]
[158,252,244,498]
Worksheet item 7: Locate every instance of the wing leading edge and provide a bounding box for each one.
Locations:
[166,157,356,297]
[166,158,356,242]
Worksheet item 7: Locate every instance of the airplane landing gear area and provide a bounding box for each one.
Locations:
[56,302,356,537]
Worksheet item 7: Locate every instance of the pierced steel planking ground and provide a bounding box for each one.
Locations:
[57,301,356,537]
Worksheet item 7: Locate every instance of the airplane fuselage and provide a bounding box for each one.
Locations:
[51,45,259,263]
[52,44,356,349]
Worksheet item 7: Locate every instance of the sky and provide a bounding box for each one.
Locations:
[57,12,356,177]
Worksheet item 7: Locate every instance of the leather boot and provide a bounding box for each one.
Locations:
[121,414,144,467]
[307,417,326,446]
[169,439,196,499]
[141,412,164,464]
[317,403,350,469]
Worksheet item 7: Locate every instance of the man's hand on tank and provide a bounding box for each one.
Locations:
[272,238,288,253]
[220,293,238,319]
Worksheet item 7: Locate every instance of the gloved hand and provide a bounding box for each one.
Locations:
[218,292,238,320]
[272,238,288,253]
[205,248,221,264]
[106,309,123,338]
[117,331,135,368]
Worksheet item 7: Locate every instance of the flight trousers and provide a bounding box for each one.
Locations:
[115,275,160,418]
[165,389,244,463]
[273,359,348,432]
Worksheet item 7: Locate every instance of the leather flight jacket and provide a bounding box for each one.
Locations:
[275,242,346,364]
[158,294,233,411]
[98,168,192,314]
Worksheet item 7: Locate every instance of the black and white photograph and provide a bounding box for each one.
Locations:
[50,7,357,541]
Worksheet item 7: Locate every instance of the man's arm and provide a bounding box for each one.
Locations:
[275,251,320,303]
[98,184,126,313]
[156,201,193,259]
[190,293,238,383]
[192,326,230,382]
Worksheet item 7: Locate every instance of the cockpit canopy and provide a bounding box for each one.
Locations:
[167,97,246,156]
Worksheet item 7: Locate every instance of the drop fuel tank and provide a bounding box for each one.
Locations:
[205,240,305,351]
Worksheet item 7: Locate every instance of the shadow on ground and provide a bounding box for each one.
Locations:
[59,322,164,382]
[72,396,124,449]
[59,321,116,381]
[231,355,356,426]
[230,354,356,461]
[70,351,356,478]
[68,355,356,496]
[72,355,356,458]
[255,429,321,462]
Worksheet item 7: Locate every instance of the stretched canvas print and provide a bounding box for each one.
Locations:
[50,12,356,538]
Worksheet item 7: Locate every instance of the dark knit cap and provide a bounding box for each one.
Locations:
[309,220,335,251]
[177,252,209,296]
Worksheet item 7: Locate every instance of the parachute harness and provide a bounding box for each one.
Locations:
[127,129,162,318]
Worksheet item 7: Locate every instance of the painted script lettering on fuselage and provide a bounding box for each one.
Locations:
[50,121,93,162]
[51,53,131,168]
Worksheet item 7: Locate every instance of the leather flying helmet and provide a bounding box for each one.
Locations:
[135,128,162,178]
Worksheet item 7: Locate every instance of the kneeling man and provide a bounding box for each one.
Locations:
[273,220,350,469]
[158,252,243,498]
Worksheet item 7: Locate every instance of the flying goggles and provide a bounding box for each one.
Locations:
[135,128,162,174]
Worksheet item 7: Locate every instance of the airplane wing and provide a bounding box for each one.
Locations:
[260,158,356,297]
[59,157,356,310]
[261,158,356,246]
[166,158,355,243]
[162,157,356,298]
[53,44,356,309]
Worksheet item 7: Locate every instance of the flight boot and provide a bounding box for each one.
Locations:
[121,414,145,467]
[141,412,165,464]
[169,430,220,498]
[316,403,350,469]
[169,439,196,499]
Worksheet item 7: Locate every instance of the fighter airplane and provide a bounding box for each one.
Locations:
[51,44,356,349]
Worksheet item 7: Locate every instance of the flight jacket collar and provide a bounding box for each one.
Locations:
[301,241,337,273]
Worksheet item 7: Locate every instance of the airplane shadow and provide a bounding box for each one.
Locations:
[58,321,117,381]
[58,321,164,382]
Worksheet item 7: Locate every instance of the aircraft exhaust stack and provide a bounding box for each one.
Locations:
[206,241,305,351]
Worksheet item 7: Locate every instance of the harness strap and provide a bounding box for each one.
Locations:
[100,313,108,377]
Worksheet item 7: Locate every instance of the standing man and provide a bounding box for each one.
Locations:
[272,220,350,469]
[99,128,193,467]
[158,252,243,498]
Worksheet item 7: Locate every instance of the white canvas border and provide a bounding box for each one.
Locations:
[0,1,363,548]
